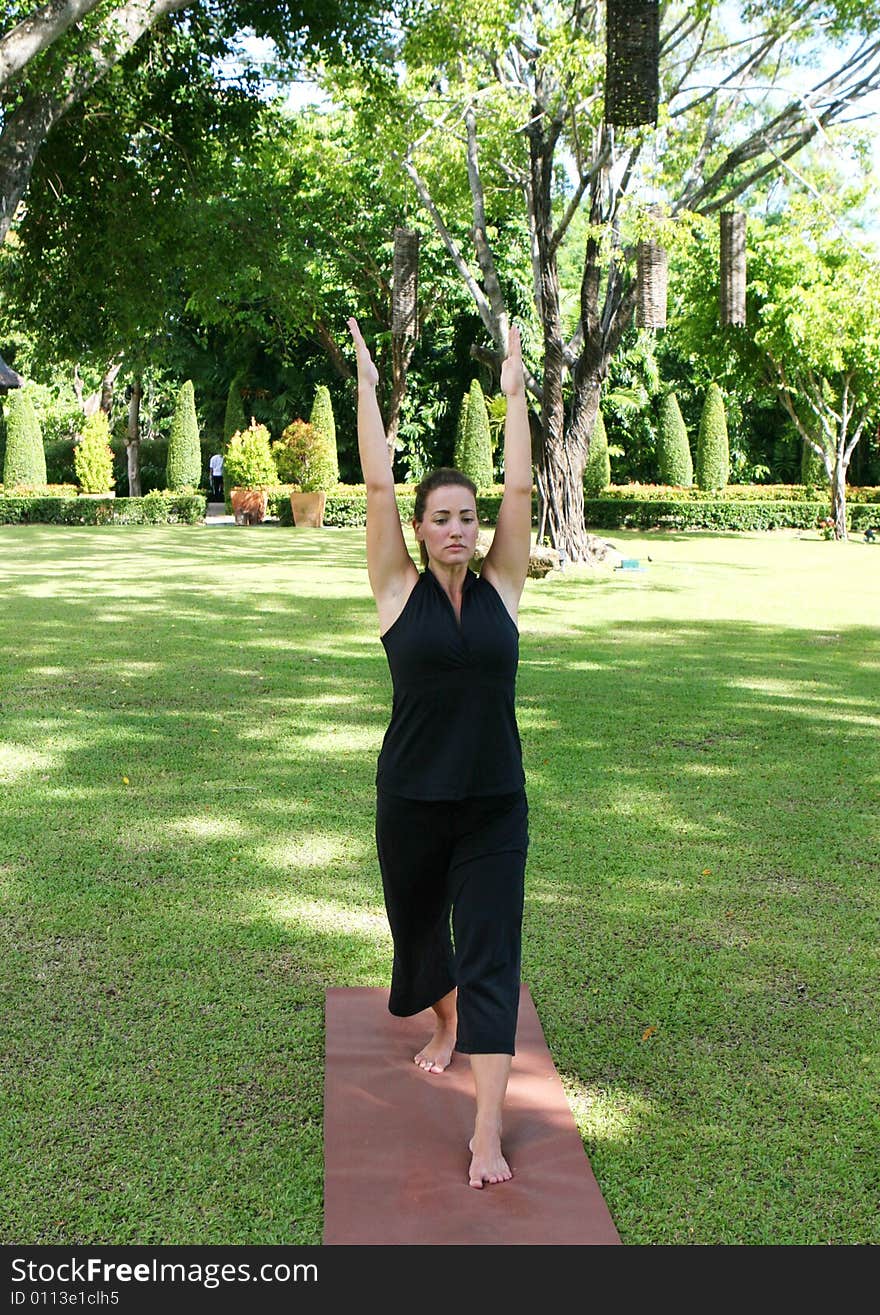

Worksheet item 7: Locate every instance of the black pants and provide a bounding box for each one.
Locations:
[211,475,223,498]
[375,788,528,1055]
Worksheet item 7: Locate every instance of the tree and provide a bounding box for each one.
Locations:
[183,103,468,460]
[349,0,880,559]
[454,378,493,489]
[696,384,730,491]
[166,380,201,490]
[583,408,610,495]
[0,1,392,245]
[657,393,693,486]
[747,204,880,538]
[2,386,45,485]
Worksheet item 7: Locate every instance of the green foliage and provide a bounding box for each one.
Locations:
[271,418,337,492]
[265,485,532,528]
[582,496,871,533]
[308,386,339,486]
[3,389,46,488]
[453,389,471,468]
[801,436,831,487]
[224,378,248,445]
[696,383,730,491]
[454,378,493,489]
[166,381,201,491]
[224,422,277,489]
[74,411,115,494]
[0,491,204,525]
[584,410,611,495]
[657,393,693,486]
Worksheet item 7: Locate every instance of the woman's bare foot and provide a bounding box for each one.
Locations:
[414,1021,456,1073]
[468,1124,513,1188]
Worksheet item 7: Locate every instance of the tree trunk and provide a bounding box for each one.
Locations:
[126,373,142,498]
[0,94,57,243]
[832,455,848,541]
[528,105,596,561]
[386,333,416,469]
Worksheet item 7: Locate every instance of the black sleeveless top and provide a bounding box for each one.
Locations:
[376,566,525,801]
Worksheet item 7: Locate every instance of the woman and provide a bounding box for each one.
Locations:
[347,316,533,1189]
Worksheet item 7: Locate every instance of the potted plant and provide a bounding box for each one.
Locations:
[271,415,338,528]
[224,421,276,524]
[74,411,116,498]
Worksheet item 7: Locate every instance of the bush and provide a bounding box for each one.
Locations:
[166,380,201,491]
[801,436,830,487]
[309,386,339,486]
[272,418,338,492]
[224,378,248,446]
[454,379,493,489]
[584,410,611,495]
[74,411,115,493]
[584,496,822,531]
[696,383,730,491]
[0,491,205,525]
[656,392,693,486]
[453,389,470,468]
[3,389,46,487]
[224,421,277,488]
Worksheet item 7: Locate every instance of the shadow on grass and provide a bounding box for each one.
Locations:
[1,527,878,1244]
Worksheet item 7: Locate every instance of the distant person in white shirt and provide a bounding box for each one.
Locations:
[209,452,224,499]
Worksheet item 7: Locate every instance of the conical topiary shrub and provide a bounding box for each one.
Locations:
[224,377,247,446]
[584,409,611,495]
[74,410,115,494]
[166,380,201,491]
[3,388,46,488]
[657,392,693,486]
[453,389,471,469]
[455,379,493,490]
[308,385,339,487]
[801,435,830,488]
[695,382,730,491]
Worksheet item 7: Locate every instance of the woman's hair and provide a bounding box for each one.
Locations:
[412,467,478,568]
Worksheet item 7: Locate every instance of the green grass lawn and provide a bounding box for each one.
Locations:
[1,522,877,1245]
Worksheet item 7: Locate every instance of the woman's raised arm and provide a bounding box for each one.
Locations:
[347,318,417,619]
[480,325,533,619]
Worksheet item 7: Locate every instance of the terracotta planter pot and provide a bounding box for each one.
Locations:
[290,491,326,528]
[230,487,268,525]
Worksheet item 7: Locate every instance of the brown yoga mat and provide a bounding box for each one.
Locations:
[323,984,621,1245]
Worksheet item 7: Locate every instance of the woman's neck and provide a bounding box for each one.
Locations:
[427,560,468,597]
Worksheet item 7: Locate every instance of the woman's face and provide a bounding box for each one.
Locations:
[414,485,479,567]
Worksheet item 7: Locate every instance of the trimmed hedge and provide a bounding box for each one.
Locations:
[266,486,532,527]
[593,483,880,504]
[4,484,877,533]
[0,492,205,525]
[583,497,879,532]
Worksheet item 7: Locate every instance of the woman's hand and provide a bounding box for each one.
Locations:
[500,323,525,398]
[348,317,379,390]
